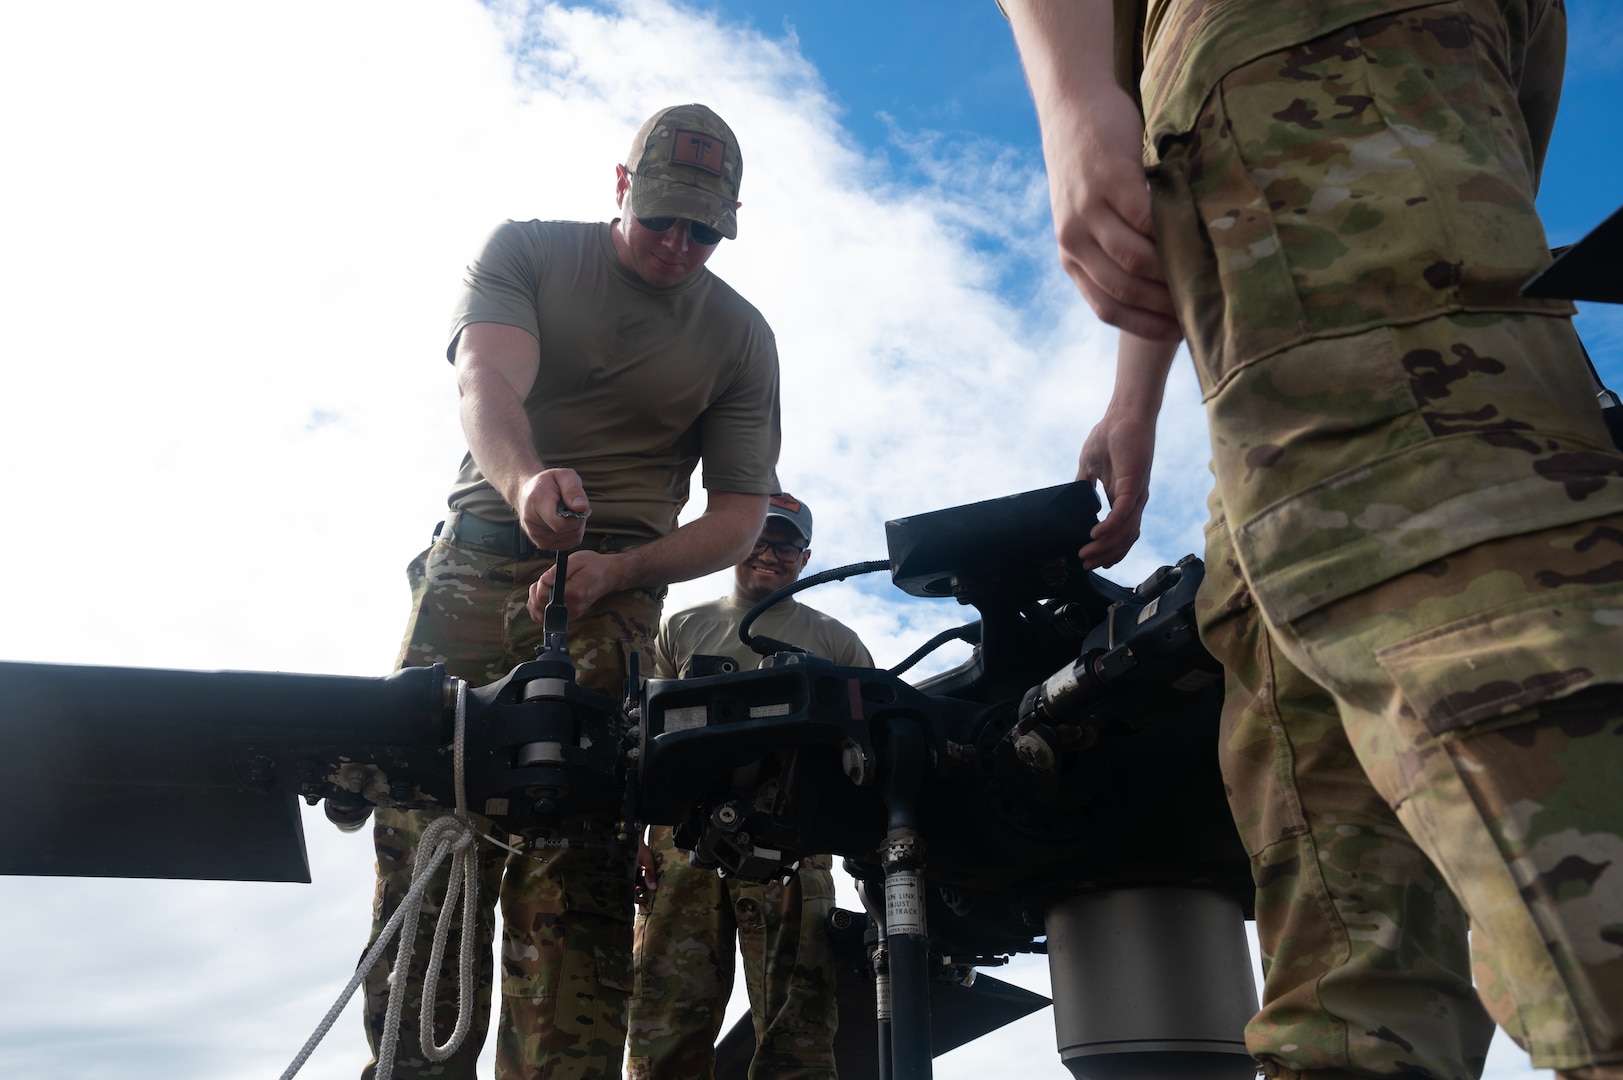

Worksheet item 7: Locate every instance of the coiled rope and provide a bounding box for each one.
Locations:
[280,679,482,1080]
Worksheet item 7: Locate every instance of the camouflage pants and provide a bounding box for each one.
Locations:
[625,827,838,1080]
[1150,1,1623,1075]
[361,536,661,1080]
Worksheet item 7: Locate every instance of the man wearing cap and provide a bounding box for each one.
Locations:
[627,493,871,1080]
[357,104,782,1080]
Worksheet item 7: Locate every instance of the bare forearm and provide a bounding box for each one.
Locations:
[1108,332,1180,419]
[453,322,548,512]
[1076,333,1182,569]
[453,324,589,549]
[609,492,768,591]
[1003,0,1120,114]
[1006,0,1178,339]
[459,363,544,510]
[530,491,768,618]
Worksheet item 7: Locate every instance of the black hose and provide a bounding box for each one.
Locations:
[738,559,892,657]
[887,621,981,678]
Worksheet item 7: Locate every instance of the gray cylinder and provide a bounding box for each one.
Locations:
[1045,888,1259,1080]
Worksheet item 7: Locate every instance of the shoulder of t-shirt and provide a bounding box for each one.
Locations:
[699,269,775,342]
[498,217,598,233]
[799,603,869,646]
[483,218,601,252]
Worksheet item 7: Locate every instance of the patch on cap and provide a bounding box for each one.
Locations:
[765,492,813,543]
[670,129,726,176]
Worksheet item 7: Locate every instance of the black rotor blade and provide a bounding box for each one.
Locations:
[1523,204,1623,303]
[0,660,446,881]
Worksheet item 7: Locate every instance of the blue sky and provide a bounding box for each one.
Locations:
[712,0,1623,385]
[0,1,1617,1077]
[709,1,1041,160]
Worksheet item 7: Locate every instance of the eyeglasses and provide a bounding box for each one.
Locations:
[636,215,725,246]
[751,538,807,561]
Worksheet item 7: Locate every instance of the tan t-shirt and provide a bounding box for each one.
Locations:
[651,594,874,679]
[444,220,782,538]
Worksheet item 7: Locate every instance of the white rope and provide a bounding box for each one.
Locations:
[280,680,482,1080]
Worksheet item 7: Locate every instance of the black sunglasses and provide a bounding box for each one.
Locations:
[636,216,725,246]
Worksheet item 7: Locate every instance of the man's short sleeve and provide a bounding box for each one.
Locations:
[649,617,681,680]
[445,221,549,362]
[821,615,873,669]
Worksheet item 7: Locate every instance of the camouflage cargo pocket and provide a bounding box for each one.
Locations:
[1375,582,1623,742]
[1149,0,1571,400]
[499,847,635,1000]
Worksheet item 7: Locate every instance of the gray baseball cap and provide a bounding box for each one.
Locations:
[765,492,812,543]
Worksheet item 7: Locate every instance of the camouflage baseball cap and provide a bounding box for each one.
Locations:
[765,492,812,543]
[625,104,742,240]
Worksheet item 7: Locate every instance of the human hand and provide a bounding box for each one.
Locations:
[516,468,590,551]
[529,549,622,621]
[1076,407,1159,569]
[634,836,659,909]
[1042,85,1180,341]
